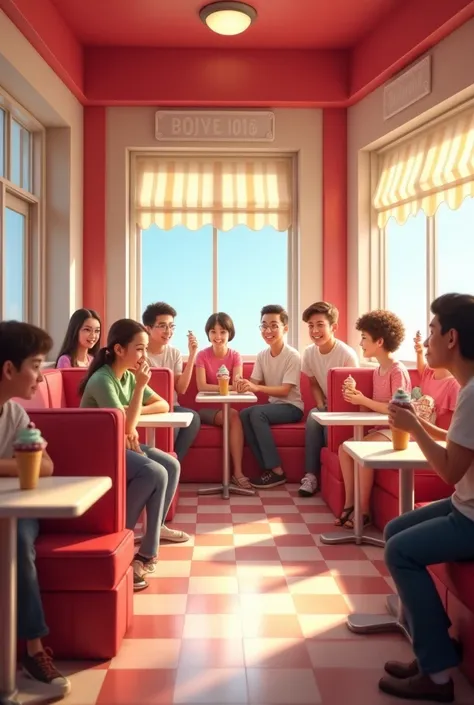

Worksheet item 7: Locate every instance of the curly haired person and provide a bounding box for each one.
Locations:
[335,310,411,529]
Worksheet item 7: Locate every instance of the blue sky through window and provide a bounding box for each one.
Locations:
[141,224,288,354]
[4,208,25,321]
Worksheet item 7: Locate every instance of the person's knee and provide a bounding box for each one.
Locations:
[384,514,404,543]
[384,533,406,569]
[145,460,169,492]
[240,407,251,422]
[229,409,241,424]
[250,405,268,424]
[191,410,201,430]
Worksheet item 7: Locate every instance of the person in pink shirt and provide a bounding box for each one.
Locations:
[195,312,253,492]
[413,330,459,429]
[336,310,411,529]
[55,309,101,368]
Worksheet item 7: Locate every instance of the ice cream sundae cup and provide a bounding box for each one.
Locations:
[217,364,230,396]
[390,388,412,450]
[13,423,47,490]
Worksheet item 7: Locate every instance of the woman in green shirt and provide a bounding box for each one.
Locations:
[80,319,189,591]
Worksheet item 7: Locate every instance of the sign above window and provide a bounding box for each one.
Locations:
[155,110,275,142]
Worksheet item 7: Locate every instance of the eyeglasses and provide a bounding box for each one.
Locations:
[154,323,176,332]
[259,324,281,332]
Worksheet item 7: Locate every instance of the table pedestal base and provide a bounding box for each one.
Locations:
[198,485,255,499]
[347,594,410,639]
[320,531,384,547]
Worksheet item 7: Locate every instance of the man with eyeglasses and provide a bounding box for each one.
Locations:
[142,302,201,461]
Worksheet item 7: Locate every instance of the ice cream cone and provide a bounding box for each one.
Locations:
[218,377,229,396]
[15,450,43,490]
[391,428,410,451]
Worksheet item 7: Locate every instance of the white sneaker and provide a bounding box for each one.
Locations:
[160,525,190,543]
[298,473,318,497]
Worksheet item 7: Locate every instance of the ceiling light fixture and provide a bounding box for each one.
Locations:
[199,2,257,36]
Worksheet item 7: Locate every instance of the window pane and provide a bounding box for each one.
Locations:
[11,119,31,190]
[4,208,26,321]
[0,109,4,177]
[385,212,427,361]
[436,198,474,297]
[218,225,288,355]
[140,225,213,353]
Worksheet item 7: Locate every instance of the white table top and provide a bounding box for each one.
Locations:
[0,476,112,518]
[312,411,389,426]
[342,441,445,469]
[196,392,258,404]
[137,412,193,428]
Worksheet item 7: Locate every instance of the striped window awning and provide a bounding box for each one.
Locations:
[373,107,474,228]
[134,156,292,232]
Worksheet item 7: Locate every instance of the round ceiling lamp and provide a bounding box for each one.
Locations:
[199,2,257,36]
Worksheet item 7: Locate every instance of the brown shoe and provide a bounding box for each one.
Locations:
[379,673,454,702]
[384,658,419,679]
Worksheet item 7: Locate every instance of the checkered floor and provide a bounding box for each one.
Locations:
[18,485,474,704]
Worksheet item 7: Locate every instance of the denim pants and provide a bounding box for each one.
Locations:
[305,406,328,478]
[384,498,474,674]
[126,445,180,558]
[240,403,303,470]
[173,405,201,461]
[17,518,49,641]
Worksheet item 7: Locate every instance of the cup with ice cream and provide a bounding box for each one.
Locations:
[217,364,230,396]
[390,388,412,450]
[13,422,47,490]
[343,374,356,395]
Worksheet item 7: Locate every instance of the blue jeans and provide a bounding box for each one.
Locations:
[240,403,303,470]
[384,498,474,674]
[305,406,327,478]
[17,518,48,641]
[126,445,180,558]
[173,405,201,461]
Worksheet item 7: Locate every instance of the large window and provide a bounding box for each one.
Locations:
[383,197,474,361]
[0,91,42,323]
[140,224,288,354]
[133,154,294,355]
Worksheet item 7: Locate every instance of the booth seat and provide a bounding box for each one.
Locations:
[414,503,474,685]
[321,367,453,529]
[19,367,179,520]
[24,409,134,660]
[177,361,315,482]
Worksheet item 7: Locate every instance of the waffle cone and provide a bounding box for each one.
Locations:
[15,449,43,490]
[392,428,410,451]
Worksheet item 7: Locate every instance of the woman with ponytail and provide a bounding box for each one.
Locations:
[80,319,189,591]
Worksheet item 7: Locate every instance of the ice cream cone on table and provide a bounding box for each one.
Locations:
[217,365,230,396]
[391,388,412,450]
[14,422,47,490]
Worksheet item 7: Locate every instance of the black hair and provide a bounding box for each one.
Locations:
[205,312,235,342]
[55,308,101,367]
[260,304,289,326]
[431,293,474,360]
[79,318,147,395]
[0,321,53,379]
[142,302,177,328]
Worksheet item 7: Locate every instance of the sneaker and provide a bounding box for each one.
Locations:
[132,559,149,590]
[251,470,287,489]
[160,525,190,543]
[298,473,318,497]
[22,648,71,696]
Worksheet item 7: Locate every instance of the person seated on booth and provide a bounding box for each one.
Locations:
[55,308,101,368]
[0,321,71,698]
[142,301,201,462]
[79,318,189,592]
[379,293,474,703]
[238,305,303,489]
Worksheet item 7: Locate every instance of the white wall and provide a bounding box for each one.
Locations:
[106,107,323,351]
[0,10,83,352]
[347,18,474,350]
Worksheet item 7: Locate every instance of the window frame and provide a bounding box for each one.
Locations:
[0,86,44,325]
[129,150,299,359]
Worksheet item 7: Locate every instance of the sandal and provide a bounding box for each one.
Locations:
[231,475,255,492]
[345,514,371,530]
[334,506,354,527]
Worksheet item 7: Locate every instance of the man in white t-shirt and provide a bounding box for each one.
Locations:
[142,302,201,461]
[300,301,359,497]
[379,293,474,703]
[238,305,303,489]
[0,321,70,698]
